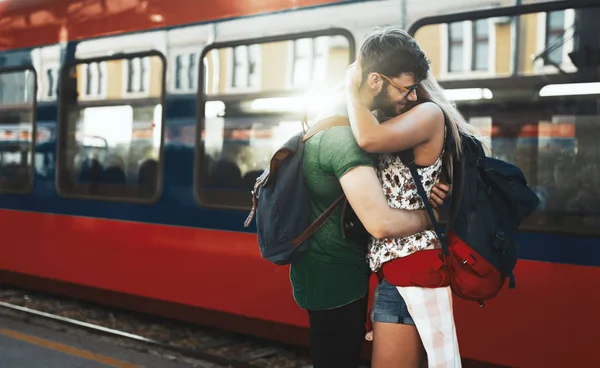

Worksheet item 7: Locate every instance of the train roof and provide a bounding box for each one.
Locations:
[0,0,355,52]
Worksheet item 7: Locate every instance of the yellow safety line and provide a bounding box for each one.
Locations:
[0,329,143,368]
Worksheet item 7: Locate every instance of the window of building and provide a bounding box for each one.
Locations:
[291,37,328,86]
[545,10,566,65]
[534,9,576,73]
[231,45,260,89]
[446,20,491,74]
[58,54,165,202]
[0,68,36,194]
[82,62,106,98]
[175,55,183,90]
[472,19,489,71]
[188,54,197,91]
[46,68,57,98]
[448,22,464,72]
[174,52,198,92]
[126,57,150,94]
[203,58,209,95]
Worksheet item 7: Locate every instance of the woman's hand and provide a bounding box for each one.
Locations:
[345,58,364,97]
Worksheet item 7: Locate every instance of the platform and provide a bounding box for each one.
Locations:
[0,314,215,368]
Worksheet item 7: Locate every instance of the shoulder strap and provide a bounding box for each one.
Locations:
[397,150,449,255]
[302,115,350,142]
[291,116,350,246]
[291,194,345,247]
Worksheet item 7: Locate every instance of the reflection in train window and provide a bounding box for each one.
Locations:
[414,7,600,233]
[198,33,353,209]
[34,126,54,179]
[465,113,600,232]
[0,68,36,194]
[58,54,164,202]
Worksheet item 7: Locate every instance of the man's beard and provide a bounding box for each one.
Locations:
[373,86,397,119]
[373,89,416,122]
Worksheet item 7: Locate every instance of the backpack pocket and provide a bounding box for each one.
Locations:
[447,230,505,301]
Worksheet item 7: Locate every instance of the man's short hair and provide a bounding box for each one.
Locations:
[359,27,430,83]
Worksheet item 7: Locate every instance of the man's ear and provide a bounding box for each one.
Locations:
[366,72,383,94]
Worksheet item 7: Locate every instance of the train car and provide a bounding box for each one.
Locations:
[0,0,598,367]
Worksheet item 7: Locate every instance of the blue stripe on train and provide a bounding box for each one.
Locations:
[1,100,598,268]
[0,187,599,268]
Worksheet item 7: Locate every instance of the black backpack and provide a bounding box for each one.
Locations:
[400,130,540,306]
[244,116,350,265]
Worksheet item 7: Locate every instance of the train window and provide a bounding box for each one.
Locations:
[57,53,165,202]
[0,68,36,194]
[413,5,600,234]
[197,31,354,209]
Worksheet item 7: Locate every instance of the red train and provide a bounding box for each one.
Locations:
[0,0,599,367]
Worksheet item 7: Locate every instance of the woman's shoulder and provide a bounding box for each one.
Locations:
[410,102,444,122]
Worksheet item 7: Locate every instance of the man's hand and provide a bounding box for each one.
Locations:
[430,182,450,208]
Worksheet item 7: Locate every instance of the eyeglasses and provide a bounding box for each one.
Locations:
[378,74,418,97]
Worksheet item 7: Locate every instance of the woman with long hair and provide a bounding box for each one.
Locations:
[344,28,485,367]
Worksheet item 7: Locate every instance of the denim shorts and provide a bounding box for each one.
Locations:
[370,278,415,325]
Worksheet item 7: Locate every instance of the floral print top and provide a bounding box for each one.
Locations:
[367,151,444,272]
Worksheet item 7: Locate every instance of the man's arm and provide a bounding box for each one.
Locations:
[339,165,435,239]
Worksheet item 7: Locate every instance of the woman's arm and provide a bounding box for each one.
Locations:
[345,61,443,153]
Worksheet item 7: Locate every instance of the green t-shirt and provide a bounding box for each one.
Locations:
[290,126,376,311]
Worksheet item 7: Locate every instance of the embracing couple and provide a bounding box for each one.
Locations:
[290,27,483,367]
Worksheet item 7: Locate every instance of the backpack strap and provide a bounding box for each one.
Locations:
[302,115,350,142]
[291,194,345,247]
[244,149,289,227]
[290,115,351,246]
[245,116,349,233]
[397,149,449,256]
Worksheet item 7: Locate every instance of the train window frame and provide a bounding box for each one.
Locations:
[0,65,38,195]
[56,50,167,204]
[194,28,356,211]
[408,0,600,237]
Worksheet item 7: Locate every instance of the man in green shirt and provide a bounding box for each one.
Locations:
[290,28,447,367]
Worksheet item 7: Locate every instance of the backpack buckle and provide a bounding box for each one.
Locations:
[476,158,484,167]
[496,230,505,241]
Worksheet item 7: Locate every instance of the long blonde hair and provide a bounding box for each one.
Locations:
[417,71,490,181]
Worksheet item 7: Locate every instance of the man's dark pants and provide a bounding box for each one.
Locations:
[307,295,368,367]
